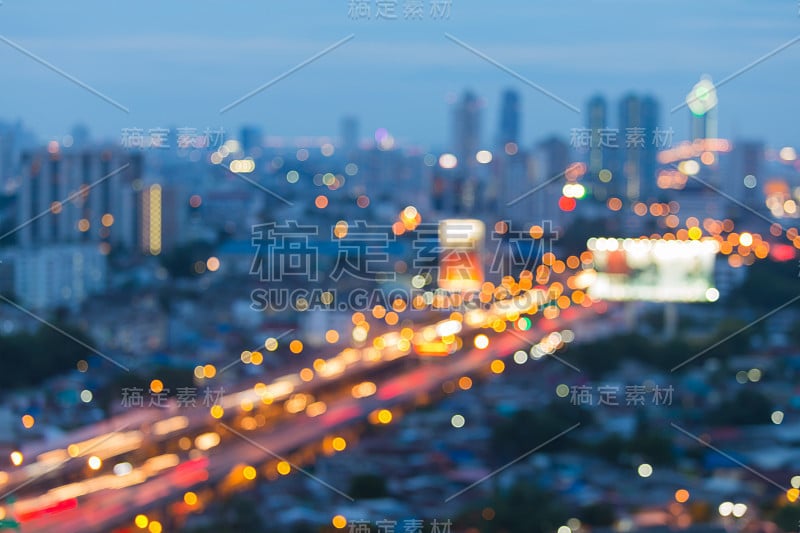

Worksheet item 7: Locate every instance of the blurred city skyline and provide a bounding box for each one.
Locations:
[2,3,800,532]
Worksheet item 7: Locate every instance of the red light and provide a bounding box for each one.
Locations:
[770,243,795,262]
[175,456,209,476]
[558,196,577,212]
[322,405,362,427]
[17,498,78,522]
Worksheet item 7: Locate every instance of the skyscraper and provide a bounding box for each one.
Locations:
[452,90,482,171]
[618,94,642,201]
[687,76,718,141]
[240,125,263,154]
[618,94,660,201]
[494,148,531,224]
[70,123,91,148]
[534,136,570,224]
[640,95,660,200]
[339,116,359,155]
[497,89,520,148]
[587,94,607,178]
[728,140,763,209]
[586,94,613,200]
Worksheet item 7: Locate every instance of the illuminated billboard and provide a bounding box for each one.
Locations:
[438,219,485,292]
[586,238,719,302]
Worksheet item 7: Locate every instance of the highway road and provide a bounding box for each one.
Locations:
[2,291,617,532]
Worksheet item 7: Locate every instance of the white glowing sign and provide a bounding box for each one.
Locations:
[586,238,719,302]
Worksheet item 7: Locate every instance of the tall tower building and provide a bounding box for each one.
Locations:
[452,90,482,172]
[618,94,659,201]
[240,125,263,154]
[586,94,613,200]
[70,124,91,148]
[728,140,763,209]
[587,95,607,177]
[619,94,643,201]
[533,136,570,224]
[497,89,520,148]
[687,76,718,141]
[640,95,660,200]
[495,148,532,224]
[339,116,359,155]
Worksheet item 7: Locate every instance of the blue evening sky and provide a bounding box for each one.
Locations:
[0,0,797,148]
